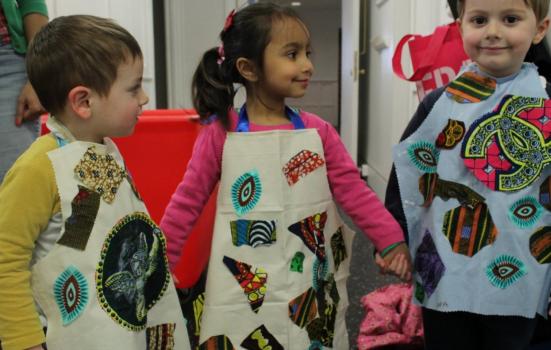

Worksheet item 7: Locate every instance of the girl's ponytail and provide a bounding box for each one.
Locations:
[192,47,235,128]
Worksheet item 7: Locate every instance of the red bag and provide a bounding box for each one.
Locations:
[392,22,471,101]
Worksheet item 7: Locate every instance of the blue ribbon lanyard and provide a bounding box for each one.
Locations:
[235,105,305,132]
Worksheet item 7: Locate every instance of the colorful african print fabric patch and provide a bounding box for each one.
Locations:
[445,71,496,103]
[230,219,276,247]
[462,95,551,192]
[330,227,347,271]
[290,251,305,273]
[312,258,329,292]
[146,323,176,350]
[414,231,445,298]
[199,335,235,349]
[231,170,262,216]
[306,274,339,347]
[308,341,324,350]
[418,173,485,209]
[289,288,318,328]
[509,196,543,228]
[282,149,325,186]
[241,325,284,350]
[407,141,440,173]
[486,255,526,289]
[442,203,498,257]
[96,212,170,331]
[74,146,127,203]
[288,212,327,261]
[436,119,466,149]
[540,176,551,211]
[529,226,551,264]
[54,265,89,326]
[58,185,100,250]
[178,272,206,350]
[223,256,267,313]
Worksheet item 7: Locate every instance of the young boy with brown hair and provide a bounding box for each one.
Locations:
[0,15,189,350]
[386,0,551,349]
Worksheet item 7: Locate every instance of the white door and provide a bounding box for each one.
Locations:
[340,0,360,163]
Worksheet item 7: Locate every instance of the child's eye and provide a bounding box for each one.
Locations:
[504,15,519,24]
[287,51,297,59]
[471,16,487,25]
[306,50,312,58]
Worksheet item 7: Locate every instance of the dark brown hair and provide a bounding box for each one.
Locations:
[191,2,304,129]
[26,15,142,115]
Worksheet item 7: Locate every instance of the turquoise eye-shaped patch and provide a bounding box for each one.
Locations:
[231,170,262,216]
[408,141,440,173]
[486,255,526,289]
[509,196,543,228]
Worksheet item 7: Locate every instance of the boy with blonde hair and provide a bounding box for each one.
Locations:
[0,15,189,350]
[386,0,551,349]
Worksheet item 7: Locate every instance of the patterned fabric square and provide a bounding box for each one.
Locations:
[58,185,100,250]
[330,227,347,271]
[289,287,318,328]
[306,274,339,347]
[74,146,126,203]
[230,219,276,247]
[178,272,206,350]
[53,265,89,326]
[445,71,496,103]
[223,256,267,313]
[530,226,551,264]
[288,212,327,261]
[436,119,466,149]
[146,323,175,350]
[462,95,551,192]
[419,173,485,209]
[442,203,498,257]
[241,325,284,350]
[231,170,262,216]
[199,335,235,349]
[282,149,325,186]
[290,252,305,273]
[96,212,170,331]
[486,255,526,289]
[414,231,445,298]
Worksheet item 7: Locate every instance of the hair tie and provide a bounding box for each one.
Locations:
[217,44,225,65]
[223,9,236,32]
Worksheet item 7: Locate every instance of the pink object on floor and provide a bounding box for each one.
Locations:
[357,283,424,350]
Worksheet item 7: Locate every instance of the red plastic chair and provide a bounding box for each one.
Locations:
[41,111,216,288]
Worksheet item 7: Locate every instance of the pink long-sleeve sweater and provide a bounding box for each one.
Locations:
[160,110,405,268]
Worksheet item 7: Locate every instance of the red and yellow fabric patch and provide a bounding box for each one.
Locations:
[223,256,268,313]
[288,212,327,261]
[283,150,325,186]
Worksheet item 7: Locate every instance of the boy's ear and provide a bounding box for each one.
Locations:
[533,17,550,44]
[236,57,259,82]
[67,86,93,120]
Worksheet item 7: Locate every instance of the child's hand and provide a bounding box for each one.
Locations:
[374,252,388,273]
[382,243,412,282]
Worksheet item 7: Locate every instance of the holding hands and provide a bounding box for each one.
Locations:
[375,242,412,282]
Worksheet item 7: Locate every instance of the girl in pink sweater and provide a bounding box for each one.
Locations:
[161,3,411,348]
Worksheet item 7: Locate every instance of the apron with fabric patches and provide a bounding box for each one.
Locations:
[30,118,189,350]
[394,63,551,317]
[197,107,354,349]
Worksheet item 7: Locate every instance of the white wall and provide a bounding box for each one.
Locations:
[365,0,452,197]
[44,0,157,109]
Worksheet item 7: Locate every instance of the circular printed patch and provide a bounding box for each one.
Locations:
[486,255,526,289]
[96,212,170,331]
[407,141,440,173]
[312,258,328,291]
[509,196,543,228]
[529,226,551,264]
[231,170,262,216]
[54,265,89,325]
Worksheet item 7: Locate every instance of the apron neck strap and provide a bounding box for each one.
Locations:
[235,105,305,132]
